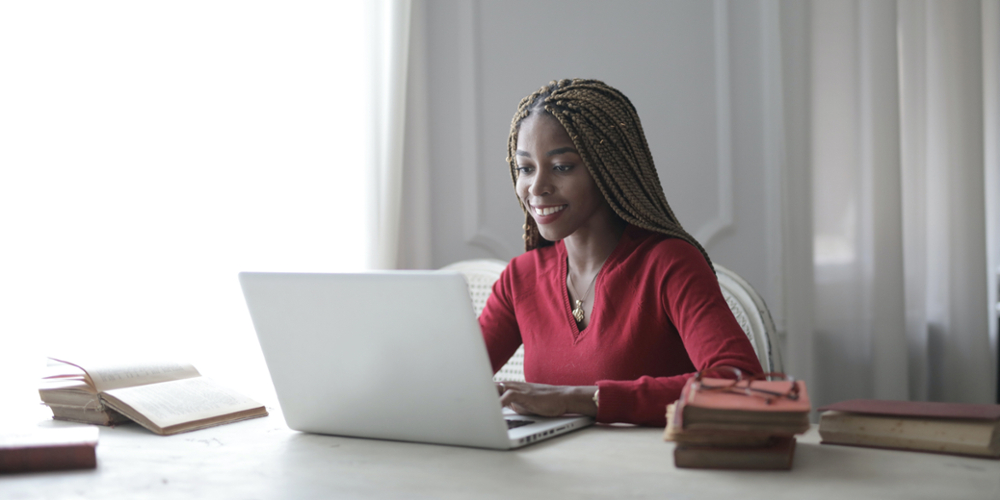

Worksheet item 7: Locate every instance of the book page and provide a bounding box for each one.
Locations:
[39,377,97,393]
[102,377,263,429]
[42,358,87,380]
[49,357,201,392]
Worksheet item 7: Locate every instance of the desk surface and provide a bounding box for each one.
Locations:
[3,403,999,500]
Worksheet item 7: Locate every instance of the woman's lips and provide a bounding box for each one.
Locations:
[531,204,567,224]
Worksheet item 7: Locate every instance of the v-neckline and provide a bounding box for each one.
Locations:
[558,226,632,342]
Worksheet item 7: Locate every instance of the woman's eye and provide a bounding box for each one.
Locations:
[553,164,573,172]
[516,165,534,174]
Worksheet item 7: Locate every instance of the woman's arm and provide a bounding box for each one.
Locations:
[478,267,524,373]
[592,243,763,426]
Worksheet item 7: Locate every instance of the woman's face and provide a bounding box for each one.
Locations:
[515,113,610,242]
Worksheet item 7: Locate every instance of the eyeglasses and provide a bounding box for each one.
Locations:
[693,366,800,404]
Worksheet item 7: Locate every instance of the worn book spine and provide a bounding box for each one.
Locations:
[664,404,776,447]
[0,443,97,473]
[819,411,1000,458]
[49,406,131,427]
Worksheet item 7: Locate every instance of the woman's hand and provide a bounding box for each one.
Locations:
[496,381,598,418]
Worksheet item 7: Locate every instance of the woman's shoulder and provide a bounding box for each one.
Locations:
[506,243,562,278]
[620,225,710,267]
[492,245,560,300]
[615,226,720,301]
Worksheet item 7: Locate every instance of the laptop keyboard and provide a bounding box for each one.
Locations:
[506,418,535,429]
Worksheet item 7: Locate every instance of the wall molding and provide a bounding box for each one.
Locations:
[693,0,735,249]
[457,0,519,259]
[761,0,786,330]
[459,0,734,258]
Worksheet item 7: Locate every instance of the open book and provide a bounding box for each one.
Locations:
[39,358,267,435]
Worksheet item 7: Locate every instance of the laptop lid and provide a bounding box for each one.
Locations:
[240,271,519,449]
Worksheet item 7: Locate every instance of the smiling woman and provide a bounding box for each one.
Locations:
[514,114,620,250]
[0,2,376,394]
[483,79,763,427]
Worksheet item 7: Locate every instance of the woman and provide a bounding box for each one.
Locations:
[479,79,762,427]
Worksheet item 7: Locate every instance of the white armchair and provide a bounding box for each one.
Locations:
[713,264,783,373]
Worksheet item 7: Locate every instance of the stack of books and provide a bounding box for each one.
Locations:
[39,357,268,435]
[39,361,130,426]
[818,399,1000,458]
[665,374,811,470]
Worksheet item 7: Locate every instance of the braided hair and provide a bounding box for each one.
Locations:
[507,78,712,267]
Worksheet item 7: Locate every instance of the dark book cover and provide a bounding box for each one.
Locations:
[674,436,796,470]
[0,427,98,473]
[818,399,1000,420]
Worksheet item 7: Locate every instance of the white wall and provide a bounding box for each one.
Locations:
[405,0,787,329]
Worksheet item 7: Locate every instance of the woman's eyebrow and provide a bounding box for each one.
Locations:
[515,146,578,158]
[547,146,578,156]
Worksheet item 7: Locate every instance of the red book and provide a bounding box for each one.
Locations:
[818,399,1000,420]
[674,377,812,435]
[0,427,98,473]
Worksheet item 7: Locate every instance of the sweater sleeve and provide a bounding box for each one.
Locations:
[595,243,763,427]
[478,266,523,374]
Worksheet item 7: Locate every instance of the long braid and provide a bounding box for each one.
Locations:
[507,79,712,268]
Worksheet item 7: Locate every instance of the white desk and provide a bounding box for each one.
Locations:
[3,403,999,500]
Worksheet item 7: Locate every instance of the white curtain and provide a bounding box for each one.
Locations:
[368,0,413,270]
[0,2,382,409]
[801,0,998,406]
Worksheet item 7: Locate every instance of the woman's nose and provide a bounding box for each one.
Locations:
[528,170,553,196]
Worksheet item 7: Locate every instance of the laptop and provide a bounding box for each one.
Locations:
[239,271,593,449]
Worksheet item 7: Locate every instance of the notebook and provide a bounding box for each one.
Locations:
[239,271,593,450]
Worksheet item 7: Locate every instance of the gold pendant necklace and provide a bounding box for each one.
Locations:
[572,300,586,322]
[568,264,600,325]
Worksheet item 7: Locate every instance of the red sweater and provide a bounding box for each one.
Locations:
[479,224,762,427]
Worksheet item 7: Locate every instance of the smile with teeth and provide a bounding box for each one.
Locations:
[534,205,566,216]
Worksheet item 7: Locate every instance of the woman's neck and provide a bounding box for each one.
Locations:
[562,213,627,276]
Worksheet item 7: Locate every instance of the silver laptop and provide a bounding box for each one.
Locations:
[239,271,593,450]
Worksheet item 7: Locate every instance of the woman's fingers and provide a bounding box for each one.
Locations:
[495,382,599,418]
[498,383,527,413]
[497,382,566,417]
[498,385,515,406]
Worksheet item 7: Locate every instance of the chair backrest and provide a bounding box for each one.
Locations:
[713,264,783,373]
[441,259,524,382]
[440,259,508,317]
[443,259,782,382]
